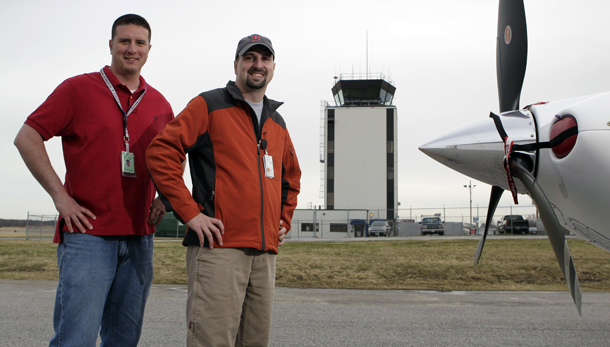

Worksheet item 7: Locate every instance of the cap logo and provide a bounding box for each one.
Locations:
[504,25,512,44]
[251,35,261,42]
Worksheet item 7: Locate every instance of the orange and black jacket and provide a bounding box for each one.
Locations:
[146,81,301,253]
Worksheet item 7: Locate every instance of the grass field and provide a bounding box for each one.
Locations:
[1,237,610,292]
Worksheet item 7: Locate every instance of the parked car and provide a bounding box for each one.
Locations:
[497,215,529,234]
[420,215,444,236]
[369,221,391,236]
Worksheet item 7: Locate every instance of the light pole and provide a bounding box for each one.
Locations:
[463,181,476,232]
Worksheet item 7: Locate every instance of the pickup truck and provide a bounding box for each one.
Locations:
[420,216,444,236]
[497,215,529,234]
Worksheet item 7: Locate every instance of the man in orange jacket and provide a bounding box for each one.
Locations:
[146,34,301,346]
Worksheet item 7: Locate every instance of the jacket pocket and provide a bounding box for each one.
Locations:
[286,146,298,179]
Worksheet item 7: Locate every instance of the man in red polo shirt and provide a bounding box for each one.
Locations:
[14,14,173,347]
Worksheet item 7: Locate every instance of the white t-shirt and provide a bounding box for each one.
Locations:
[245,99,264,126]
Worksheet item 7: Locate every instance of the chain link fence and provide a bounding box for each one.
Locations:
[2,204,540,241]
[25,212,58,240]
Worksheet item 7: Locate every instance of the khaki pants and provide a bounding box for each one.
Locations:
[186,246,276,347]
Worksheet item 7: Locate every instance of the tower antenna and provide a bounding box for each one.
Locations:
[366,31,369,79]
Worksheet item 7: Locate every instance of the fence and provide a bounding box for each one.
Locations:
[112,204,543,240]
[25,212,58,240]
[288,204,539,239]
[5,204,540,241]
[399,204,538,227]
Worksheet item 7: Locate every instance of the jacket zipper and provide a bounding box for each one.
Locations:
[257,140,265,251]
[248,101,266,251]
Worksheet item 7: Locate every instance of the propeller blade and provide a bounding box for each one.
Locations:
[497,0,528,112]
[474,185,504,266]
[510,155,582,315]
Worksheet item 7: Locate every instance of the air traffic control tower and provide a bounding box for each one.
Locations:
[321,73,398,221]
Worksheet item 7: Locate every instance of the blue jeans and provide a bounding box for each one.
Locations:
[49,232,154,347]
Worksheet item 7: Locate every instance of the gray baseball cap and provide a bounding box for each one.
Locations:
[235,34,275,58]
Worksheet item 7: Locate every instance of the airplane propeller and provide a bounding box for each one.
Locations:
[473,185,503,266]
[475,0,528,266]
[510,154,582,315]
[496,0,528,113]
[473,0,582,315]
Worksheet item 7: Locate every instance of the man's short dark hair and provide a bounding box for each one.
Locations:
[112,14,151,42]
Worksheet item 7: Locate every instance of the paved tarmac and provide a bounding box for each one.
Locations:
[2,279,610,347]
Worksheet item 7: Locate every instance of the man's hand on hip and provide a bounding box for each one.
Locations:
[279,220,287,246]
[186,213,224,248]
[53,191,96,233]
[148,197,166,226]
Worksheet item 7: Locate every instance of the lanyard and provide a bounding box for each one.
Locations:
[100,68,146,152]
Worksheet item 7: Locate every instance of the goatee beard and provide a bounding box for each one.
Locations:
[246,77,265,90]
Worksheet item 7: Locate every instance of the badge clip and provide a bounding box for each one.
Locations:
[263,151,274,179]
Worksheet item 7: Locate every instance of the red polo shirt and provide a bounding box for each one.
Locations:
[25,66,174,242]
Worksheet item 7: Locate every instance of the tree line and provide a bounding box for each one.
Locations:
[0,219,56,227]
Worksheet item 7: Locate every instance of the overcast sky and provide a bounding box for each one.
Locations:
[1,0,609,220]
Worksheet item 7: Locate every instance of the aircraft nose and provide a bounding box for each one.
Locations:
[419,110,537,191]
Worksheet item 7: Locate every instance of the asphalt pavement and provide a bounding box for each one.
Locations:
[2,279,610,347]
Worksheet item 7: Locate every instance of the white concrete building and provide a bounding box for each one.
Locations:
[291,74,398,239]
[322,74,398,221]
[289,209,369,239]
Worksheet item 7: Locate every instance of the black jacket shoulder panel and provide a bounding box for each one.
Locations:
[199,88,237,113]
[199,87,235,113]
[267,109,286,129]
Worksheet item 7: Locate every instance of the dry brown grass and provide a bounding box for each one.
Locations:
[0,240,188,284]
[0,240,58,280]
[275,238,610,292]
[152,241,188,284]
[1,238,610,292]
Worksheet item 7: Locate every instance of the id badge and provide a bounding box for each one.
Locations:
[263,154,274,179]
[121,151,137,177]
